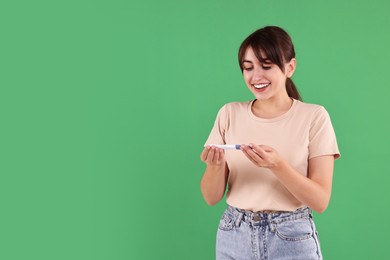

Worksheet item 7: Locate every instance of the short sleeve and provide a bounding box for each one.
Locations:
[309,107,340,160]
[204,105,229,146]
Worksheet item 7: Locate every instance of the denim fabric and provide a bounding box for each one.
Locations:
[216,206,322,260]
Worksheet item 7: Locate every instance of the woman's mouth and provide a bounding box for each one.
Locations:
[253,83,270,92]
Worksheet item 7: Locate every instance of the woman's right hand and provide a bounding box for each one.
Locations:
[200,146,228,206]
[200,146,226,167]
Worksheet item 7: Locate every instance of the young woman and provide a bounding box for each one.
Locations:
[200,26,340,260]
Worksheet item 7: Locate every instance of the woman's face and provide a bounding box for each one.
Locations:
[242,47,295,101]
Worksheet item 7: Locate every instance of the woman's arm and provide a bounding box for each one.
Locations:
[200,146,229,206]
[241,144,334,213]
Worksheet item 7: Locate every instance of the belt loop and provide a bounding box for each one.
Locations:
[235,212,244,227]
[268,214,276,232]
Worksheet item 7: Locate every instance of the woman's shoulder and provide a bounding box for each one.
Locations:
[294,99,327,114]
[218,100,252,113]
[294,100,332,123]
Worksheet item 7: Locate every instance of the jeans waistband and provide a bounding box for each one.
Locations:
[226,205,312,226]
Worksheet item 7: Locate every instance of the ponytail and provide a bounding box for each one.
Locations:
[286,78,302,101]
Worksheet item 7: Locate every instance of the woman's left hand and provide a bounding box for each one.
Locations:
[240,144,283,169]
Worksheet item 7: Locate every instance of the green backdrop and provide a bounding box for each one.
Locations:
[1,0,389,259]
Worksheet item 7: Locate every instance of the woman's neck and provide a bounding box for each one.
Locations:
[251,96,293,119]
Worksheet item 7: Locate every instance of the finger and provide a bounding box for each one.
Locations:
[205,146,216,163]
[242,144,261,158]
[258,144,273,152]
[214,148,224,164]
[241,147,257,164]
[241,144,265,166]
[250,144,268,159]
[200,146,211,162]
[208,147,225,165]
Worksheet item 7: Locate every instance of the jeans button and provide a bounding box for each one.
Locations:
[252,215,261,221]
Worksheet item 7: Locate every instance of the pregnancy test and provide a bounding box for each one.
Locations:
[205,144,241,150]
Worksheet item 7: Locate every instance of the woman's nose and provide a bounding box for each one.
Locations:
[252,67,264,79]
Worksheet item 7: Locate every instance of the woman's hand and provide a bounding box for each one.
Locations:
[241,143,335,213]
[200,146,226,167]
[200,146,229,206]
[240,144,283,169]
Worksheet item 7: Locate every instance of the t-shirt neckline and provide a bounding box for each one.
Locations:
[247,98,298,123]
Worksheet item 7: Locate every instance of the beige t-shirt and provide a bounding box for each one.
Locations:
[205,99,340,212]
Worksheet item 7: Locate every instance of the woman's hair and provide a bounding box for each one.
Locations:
[238,26,302,101]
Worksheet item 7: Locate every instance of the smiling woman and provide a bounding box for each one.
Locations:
[238,26,301,103]
[200,26,340,260]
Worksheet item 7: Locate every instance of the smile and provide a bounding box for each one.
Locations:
[254,83,270,89]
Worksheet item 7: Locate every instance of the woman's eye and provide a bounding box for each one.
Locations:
[262,66,271,70]
[243,67,253,71]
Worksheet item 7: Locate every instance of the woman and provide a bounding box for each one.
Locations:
[200,26,340,260]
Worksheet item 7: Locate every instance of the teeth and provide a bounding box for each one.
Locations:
[254,83,270,89]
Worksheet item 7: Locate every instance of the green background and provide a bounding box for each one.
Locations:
[1,0,389,259]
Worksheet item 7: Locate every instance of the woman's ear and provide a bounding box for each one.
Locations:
[286,58,296,78]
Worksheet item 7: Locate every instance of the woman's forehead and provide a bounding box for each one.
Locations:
[244,47,270,62]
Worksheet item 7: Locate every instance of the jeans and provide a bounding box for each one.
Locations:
[216,205,323,260]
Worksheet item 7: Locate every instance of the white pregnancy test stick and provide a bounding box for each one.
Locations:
[205,144,241,150]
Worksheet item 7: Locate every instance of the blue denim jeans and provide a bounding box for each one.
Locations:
[216,205,323,260]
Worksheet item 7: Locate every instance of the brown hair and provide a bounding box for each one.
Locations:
[238,26,302,101]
